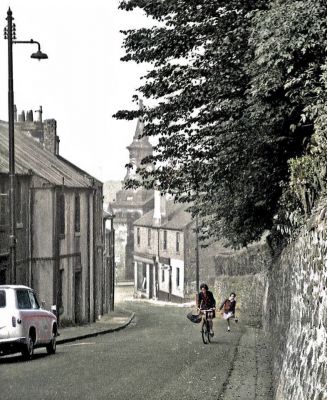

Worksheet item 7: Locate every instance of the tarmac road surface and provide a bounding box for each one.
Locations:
[0,291,272,400]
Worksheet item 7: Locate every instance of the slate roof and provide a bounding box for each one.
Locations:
[0,120,95,188]
[134,200,193,230]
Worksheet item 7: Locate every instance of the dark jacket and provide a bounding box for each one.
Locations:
[197,290,216,309]
[219,298,236,314]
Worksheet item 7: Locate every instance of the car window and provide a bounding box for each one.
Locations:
[28,291,40,309]
[16,289,32,309]
[0,290,5,307]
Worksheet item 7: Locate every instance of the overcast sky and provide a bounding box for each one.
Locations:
[0,0,151,182]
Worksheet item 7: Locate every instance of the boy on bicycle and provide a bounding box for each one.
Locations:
[196,283,216,336]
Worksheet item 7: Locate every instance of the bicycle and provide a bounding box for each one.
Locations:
[199,308,215,344]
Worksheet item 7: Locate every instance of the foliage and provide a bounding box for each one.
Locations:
[115,0,327,247]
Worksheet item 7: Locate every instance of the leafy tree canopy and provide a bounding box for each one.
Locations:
[115,0,327,248]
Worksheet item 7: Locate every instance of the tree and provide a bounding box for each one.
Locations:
[115,0,327,247]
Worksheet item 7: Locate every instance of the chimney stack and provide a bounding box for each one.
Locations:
[43,119,59,155]
[18,110,25,122]
[35,106,43,123]
[26,110,33,122]
[153,190,167,226]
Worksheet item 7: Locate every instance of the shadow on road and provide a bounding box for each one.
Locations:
[0,352,50,364]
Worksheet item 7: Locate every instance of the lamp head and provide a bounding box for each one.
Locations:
[30,50,48,60]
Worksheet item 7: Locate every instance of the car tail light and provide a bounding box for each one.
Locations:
[12,316,17,327]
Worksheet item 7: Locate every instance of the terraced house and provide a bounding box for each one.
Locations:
[133,192,198,302]
[0,108,113,324]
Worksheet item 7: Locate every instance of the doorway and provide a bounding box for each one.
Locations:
[0,256,8,284]
[74,271,82,324]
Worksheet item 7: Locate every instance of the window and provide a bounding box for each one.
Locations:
[0,269,6,285]
[16,180,23,224]
[57,193,65,236]
[176,268,180,287]
[0,182,8,227]
[176,232,180,253]
[0,290,6,307]
[28,291,40,309]
[147,228,151,248]
[163,230,167,250]
[74,194,81,233]
[16,289,32,309]
[162,268,165,282]
[137,228,140,246]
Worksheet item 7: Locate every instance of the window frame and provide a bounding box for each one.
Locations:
[176,232,180,253]
[16,289,32,310]
[137,227,141,246]
[57,193,65,237]
[74,194,81,233]
[0,181,9,228]
[16,179,23,225]
[163,230,167,250]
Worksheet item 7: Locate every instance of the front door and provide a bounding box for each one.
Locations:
[149,265,154,299]
[0,256,8,284]
[74,271,82,324]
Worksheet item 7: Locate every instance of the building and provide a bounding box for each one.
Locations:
[133,192,200,302]
[110,101,154,282]
[0,107,111,323]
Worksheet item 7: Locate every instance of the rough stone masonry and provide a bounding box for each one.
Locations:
[214,202,327,400]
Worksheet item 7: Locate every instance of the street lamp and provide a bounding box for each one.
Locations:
[4,8,48,284]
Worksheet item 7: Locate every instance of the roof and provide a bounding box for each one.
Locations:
[134,200,193,230]
[0,121,94,188]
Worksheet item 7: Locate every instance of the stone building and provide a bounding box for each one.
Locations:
[0,107,112,323]
[133,192,199,302]
[110,101,154,282]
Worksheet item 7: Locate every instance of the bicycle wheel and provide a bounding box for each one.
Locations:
[206,320,211,343]
[201,320,209,344]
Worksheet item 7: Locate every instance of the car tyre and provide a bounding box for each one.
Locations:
[46,332,56,355]
[22,334,34,360]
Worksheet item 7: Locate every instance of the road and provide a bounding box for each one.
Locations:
[0,288,272,400]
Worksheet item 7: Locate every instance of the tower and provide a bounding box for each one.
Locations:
[110,101,154,282]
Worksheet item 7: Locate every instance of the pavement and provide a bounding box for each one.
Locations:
[57,308,135,345]
[218,326,273,400]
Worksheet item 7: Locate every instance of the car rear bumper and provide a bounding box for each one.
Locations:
[0,337,26,356]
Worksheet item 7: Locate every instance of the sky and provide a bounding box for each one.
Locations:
[0,0,151,182]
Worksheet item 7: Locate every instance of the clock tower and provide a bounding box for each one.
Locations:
[110,100,154,281]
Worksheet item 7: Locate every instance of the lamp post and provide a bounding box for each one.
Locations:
[4,8,48,284]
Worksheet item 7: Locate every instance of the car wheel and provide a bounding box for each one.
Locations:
[46,332,56,355]
[22,334,34,360]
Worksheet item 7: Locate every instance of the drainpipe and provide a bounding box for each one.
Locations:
[28,183,33,288]
[54,187,60,324]
[87,192,91,323]
[92,186,97,322]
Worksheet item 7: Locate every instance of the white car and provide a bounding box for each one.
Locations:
[0,285,58,360]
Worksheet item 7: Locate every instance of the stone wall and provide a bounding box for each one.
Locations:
[214,240,271,326]
[213,214,327,399]
[268,213,327,400]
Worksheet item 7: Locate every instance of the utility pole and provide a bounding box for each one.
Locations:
[195,214,200,292]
